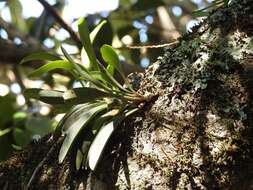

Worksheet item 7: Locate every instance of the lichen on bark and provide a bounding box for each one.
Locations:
[1,0,253,189]
[116,0,253,189]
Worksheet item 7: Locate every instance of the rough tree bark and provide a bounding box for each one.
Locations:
[1,0,253,189]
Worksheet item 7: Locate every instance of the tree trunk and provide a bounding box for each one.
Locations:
[1,0,253,189]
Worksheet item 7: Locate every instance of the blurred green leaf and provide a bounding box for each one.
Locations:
[0,135,14,160]
[7,0,27,32]
[0,128,12,137]
[0,95,16,128]
[20,52,61,64]
[25,116,54,137]
[29,60,74,77]
[13,128,31,147]
[131,0,164,11]
[192,10,209,17]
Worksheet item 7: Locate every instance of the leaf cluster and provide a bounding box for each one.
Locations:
[21,18,149,171]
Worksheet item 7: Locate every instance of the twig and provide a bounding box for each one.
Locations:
[37,0,82,49]
[13,66,33,107]
[116,40,179,50]
[25,136,64,190]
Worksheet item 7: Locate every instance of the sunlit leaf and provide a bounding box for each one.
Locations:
[87,108,138,170]
[77,18,98,70]
[58,103,107,163]
[87,120,115,170]
[29,60,74,77]
[20,52,61,64]
[106,65,114,75]
[90,20,107,43]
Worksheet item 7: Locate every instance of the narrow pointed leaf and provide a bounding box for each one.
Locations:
[77,18,98,70]
[87,120,115,171]
[63,87,111,104]
[90,20,107,43]
[58,103,107,163]
[29,60,74,77]
[87,108,138,170]
[61,46,107,90]
[24,88,64,104]
[60,103,102,133]
[20,52,61,64]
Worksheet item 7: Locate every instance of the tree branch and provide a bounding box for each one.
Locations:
[37,0,82,50]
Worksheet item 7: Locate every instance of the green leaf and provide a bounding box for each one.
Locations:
[87,120,115,170]
[13,128,31,147]
[58,103,107,163]
[100,44,124,78]
[90,20,107,43]
[87,108,138,170]
[0,128,12,137]
[106,65,114,76]
[63,87,111,104]
[24,88,64,105]
[77,18,98,70]
[7,0,27,32]
[98,63,129,93]
[20,52,61,64]
[60,102,104,133]
[29,60,74,77]
[61,46,107,90]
